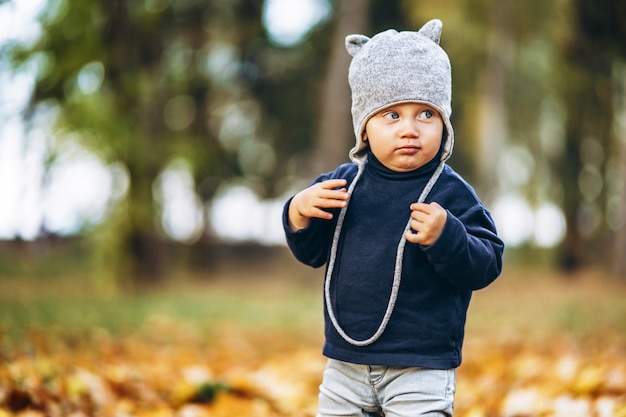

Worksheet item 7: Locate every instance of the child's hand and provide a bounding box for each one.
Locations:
[404,202,447,246]
[288,179,350,231]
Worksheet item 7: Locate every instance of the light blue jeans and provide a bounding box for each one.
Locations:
[317,359,456,417]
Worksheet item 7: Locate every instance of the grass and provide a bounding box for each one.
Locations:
[1,258,625,353]
[466,267,626,344]
[0,264,323,353]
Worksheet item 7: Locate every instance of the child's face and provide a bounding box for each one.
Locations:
[364,102,443,172]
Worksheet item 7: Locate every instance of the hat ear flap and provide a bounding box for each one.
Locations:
[345,34,370,57]
[417,19,442,44]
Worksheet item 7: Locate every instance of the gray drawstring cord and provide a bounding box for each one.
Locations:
[324,159,447,346]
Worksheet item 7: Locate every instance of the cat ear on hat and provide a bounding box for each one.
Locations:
[345,34,370,57]
[417,19,442,44]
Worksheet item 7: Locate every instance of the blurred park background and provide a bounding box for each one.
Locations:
[1,0,626,416]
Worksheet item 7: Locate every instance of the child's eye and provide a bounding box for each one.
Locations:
[383,111,400,120]
[419,110,434,119]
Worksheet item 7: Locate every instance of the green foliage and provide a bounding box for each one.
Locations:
[190,382,231,404]
[6,0,333,283]
[5,0,626,280]
[0,271,321,346]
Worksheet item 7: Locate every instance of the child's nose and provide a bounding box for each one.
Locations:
[399,117,419,138]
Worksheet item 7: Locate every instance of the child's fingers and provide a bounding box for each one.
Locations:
[315,194,348,209]
[315,179,349,202]
[406,202,446,246]
[319,188,349,201]
[319,179,348,190]
[409,202,443,213]
[404,229,422,244]
[295,179,349,220]
[311,207,334,220]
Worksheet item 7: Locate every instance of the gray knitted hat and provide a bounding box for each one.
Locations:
[345,19,454,164]
[324,20,455,347]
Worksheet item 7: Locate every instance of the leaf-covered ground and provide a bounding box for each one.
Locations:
[1,267,625,417]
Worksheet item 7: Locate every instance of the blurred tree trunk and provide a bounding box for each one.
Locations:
[559,67,614,271]
[614,159,626,279]
[613,75,626,279]
[124,162,167,285]
[558,73,586,271]
[103,0,170,285]
[557,0,623,272]
[476,0,511,196]
[311,0,371,176]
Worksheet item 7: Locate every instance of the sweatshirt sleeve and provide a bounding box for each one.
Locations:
[421,170,504,290]
[282,163,358,268]
[282,199,337,267]
[422,206,504,290]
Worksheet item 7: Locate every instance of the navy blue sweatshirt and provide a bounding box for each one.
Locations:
[283,152,504,369]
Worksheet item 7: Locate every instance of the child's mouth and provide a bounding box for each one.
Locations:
[397,145,419,154]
